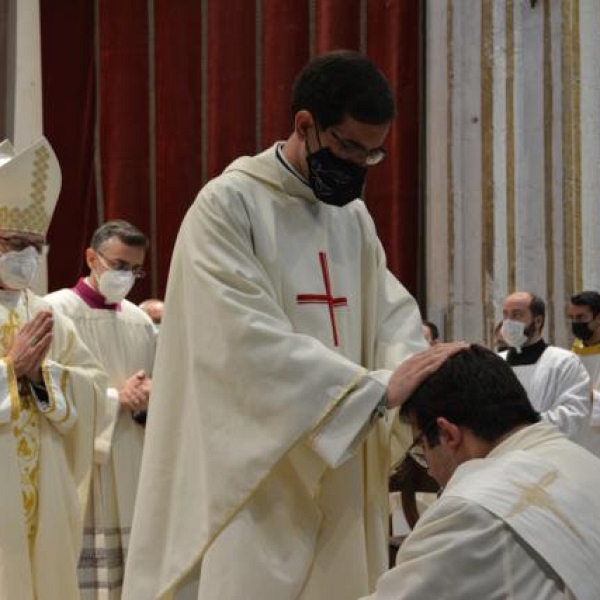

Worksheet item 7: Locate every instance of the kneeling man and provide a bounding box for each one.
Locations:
[364,345,600,600]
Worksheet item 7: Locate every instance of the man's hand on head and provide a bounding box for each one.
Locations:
[386,342,469,409]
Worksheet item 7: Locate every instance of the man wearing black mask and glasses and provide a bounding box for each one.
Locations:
[123,51,430,600]
[569,291,600,457]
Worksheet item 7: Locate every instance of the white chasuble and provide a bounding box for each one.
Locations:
[364,423,600,600]
[122,144,426,600]
[46,285,157,598]
[0,290,107,600]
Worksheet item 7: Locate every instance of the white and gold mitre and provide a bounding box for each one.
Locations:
[0,136,62,236]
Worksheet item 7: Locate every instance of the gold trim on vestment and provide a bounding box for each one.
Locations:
[572,0,582,293]
[0,145,53,235]
[40,362,73,425]
[571,340,600,355]
[562,0,575,302]
[41,362,56,414]
[446,0,455,340]
[543,0,555,340]
[5,356,20,421]
[506,0,516,293]
[12,386,40,550]
[481,0,494,345]
[308,369,368,441]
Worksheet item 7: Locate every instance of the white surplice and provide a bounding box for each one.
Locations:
[46,284,157,598]
[501,346,590,440]
[122,144,426,600]
[571,339,600,456]
[0,289,107,600]
[363,422,600,600]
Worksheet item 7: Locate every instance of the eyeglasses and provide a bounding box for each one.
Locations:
[97,250,146,279]
[329,129,387,166]
[406,421,437,468]
[0,235,46,255]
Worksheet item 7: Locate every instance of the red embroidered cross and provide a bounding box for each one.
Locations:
[297,251,347,347]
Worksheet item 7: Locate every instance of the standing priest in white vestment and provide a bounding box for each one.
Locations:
[46,220,157,598]
[499,291,589,441]
[569,291,600,457]
[364,345,600,600]
[123,51,433,600]
[0,137,108,599]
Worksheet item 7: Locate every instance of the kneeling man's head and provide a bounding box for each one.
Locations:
[401,345,540,487]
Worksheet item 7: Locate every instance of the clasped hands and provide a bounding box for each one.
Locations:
[6,310,53,384]
[119,370,151,412]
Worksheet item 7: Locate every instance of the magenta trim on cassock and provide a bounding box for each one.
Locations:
[72,278,121,311]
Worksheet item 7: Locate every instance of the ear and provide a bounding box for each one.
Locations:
[294,110,314,140]
[535,315,545,331]
[436,417,462,450]
[85,247,96,272]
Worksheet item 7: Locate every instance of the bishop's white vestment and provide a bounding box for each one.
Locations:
[46,280,157,598]
[0,289,107,600]
[363,422,600,600]
[501,342,590,440]
[122,144,426,600]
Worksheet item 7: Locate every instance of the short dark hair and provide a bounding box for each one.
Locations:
[291,50,396,130]
[400,345,540,446]
[571,291,600,318]
[90,220,148,251]
[423,320,439,341]
[528,293,546,330]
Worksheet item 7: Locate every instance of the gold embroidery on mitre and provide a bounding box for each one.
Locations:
[0,146,52,235]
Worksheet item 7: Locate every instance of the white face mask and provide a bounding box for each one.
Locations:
[97,269,135,303]
[501,319,528,353]
[0,246,40,290]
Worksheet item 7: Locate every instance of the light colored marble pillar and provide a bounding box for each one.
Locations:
[6,0,48,293]
[425,0,599,349]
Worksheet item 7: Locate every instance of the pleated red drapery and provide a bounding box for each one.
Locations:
[40,0,422,303]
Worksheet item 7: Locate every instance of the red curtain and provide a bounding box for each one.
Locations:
[41,0,422,303]
[40,1,98,291]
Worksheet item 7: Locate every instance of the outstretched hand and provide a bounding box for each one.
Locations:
[386,342,469,410]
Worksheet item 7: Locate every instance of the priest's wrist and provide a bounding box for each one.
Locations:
[369,392,388,424]
[27,367,44,384]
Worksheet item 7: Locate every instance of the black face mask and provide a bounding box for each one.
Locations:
[572,321,594,341]
[306,146,367,207]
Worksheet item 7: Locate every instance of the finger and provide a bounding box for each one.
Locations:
[401,342,469,376]
[29,330,53,352]
[28,310,53,330]
[29,313,54,339]
[22,316,52,346]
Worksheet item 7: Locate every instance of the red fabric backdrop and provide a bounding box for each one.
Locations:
[40,0,422,304]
